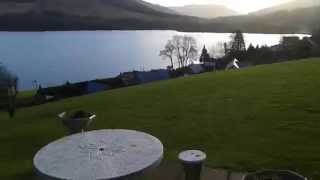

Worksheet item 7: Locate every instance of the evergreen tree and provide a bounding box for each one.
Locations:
[199,45,210,63]
[229,30,246,61]
[246,43,257,64]
[231,30,246,52]
[312,29,320,46]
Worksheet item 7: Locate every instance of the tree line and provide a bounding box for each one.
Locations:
[160,30,320,71]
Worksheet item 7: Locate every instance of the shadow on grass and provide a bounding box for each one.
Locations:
[146,160,245,180]
[11,170,34,180]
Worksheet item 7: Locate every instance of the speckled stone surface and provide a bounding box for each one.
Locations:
[178,150,206,164]
[34,129,164,180]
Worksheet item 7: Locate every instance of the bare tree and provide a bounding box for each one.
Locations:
[159,40,175,69]
[171,35,183,68]
[182,35,198,66]
[160,35,198,69]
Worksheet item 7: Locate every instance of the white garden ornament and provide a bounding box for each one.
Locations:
[226,59,240,70]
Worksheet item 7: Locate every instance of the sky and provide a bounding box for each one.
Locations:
[144,0,292,14]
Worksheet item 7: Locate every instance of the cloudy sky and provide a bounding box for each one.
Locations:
[145,0,292,13]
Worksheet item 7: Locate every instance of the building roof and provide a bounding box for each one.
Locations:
[188,64,205,74]
[37,80,110,98]
[136,70,170,84]
[86,81,109,94]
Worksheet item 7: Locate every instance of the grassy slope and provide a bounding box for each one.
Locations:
[1,58,320,179]
[16,90,35,107]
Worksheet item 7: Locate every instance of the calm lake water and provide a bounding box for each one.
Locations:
[0,30,309,90]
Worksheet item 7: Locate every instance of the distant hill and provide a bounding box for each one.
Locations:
[169,4,239,18]
[252,0,320,16]
[211,5,320,34]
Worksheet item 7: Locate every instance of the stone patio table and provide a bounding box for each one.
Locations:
[33,129,164,180]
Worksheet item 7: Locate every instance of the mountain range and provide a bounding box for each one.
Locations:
[0,0,319,33]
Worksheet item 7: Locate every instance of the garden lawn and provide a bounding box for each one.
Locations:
[1,58,320,179]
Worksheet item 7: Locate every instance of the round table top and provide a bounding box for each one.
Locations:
[34,129,163,180]
[178,150,206,164]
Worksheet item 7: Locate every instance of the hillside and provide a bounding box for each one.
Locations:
[0,0,208,31]
[0,0,177,17]
[252,0,320,16]
[211,6,320,33]
[170,4,239,19]
[1,58,320,179]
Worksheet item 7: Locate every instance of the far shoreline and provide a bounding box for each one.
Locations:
[0,29,311,36]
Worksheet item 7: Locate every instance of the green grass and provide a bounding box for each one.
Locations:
[1,58,320,179]
[16,90,36,107]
